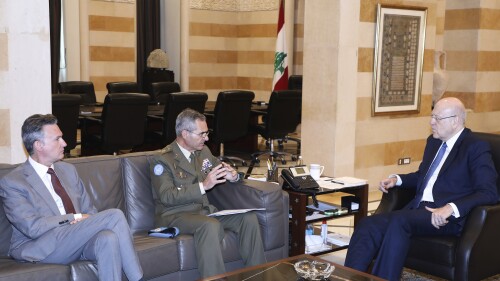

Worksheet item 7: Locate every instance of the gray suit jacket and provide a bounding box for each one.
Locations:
[149,142,222,227]
[0,160,97,262]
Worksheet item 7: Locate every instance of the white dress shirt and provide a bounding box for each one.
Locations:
[28,157,67,215]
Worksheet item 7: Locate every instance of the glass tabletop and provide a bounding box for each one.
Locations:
[201,255,384,281]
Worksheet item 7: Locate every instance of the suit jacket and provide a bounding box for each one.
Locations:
[0,160,97,261]
[149,142,222,227]
[400,128,498,222]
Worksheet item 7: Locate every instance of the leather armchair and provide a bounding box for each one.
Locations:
[150,81,181,104]
[206,90,255,166]
[248,90,301,168]
[51,94,82,155]
[81,93,150,155]
[374,132,500,281]
[58,81,97,105]
[106,81,140,94]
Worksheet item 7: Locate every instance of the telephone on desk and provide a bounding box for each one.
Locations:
[281,166,320,207]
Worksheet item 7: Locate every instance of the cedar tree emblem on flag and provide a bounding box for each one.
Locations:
[272,0,288,91]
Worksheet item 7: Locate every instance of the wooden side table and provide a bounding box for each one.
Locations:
[286,183,368,256]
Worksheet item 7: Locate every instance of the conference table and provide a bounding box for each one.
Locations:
[79,101,268,153]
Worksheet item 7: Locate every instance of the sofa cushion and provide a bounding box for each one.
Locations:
[69,261,98,281]
[66,155,125,212]
[120,152,159,233]
[408,236,458,266]
[207,180,288,252]
[0,258,70,281]
[133,234,180,279]
[0,164,17,257]
[175,231,241,271]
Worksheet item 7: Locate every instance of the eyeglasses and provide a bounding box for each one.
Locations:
[430,114,456,122]
[188,130,209,138]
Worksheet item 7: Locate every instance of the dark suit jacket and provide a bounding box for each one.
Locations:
[0,160,97,261]
[149,142,223,227]
[400,128,498,222]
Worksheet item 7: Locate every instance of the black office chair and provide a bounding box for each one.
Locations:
[58,81,97,105]
[145,92,208,150]
[374,132,500,281]
[150,81,181,104]
[206,90,255,167]
[106,81,140,94]
[142,68,174,99]
[51,94,82,156]
[288,75,303,90]
[248,90,301,169]
[81,93,150,156]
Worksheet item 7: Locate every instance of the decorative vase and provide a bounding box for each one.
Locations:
[432,51,449,107]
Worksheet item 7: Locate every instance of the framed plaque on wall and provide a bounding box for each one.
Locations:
[372,4,427,116]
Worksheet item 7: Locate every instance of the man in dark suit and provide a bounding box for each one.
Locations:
[149,108,266,278]
[345,97,498,280]
[0,114,143,281]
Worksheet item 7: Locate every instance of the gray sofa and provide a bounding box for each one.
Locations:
[0,151,289,281]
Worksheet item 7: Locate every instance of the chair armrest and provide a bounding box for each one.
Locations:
[374,188,415,215]
[251,109,267,115]
[147,115,163,121]
[207,180,289,253]
[82,116,102,124]
[455,203,500,281]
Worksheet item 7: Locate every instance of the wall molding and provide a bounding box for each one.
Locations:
[190,0,278,12]
[94,0,135,4]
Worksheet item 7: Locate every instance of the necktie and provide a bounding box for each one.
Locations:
[422,142,447,188]
[190,153,197,171]
[47,168,76,214]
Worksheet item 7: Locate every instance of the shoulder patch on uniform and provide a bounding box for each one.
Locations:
[154,164,164,176]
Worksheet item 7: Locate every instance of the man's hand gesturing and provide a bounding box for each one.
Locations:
[202,164,228,190]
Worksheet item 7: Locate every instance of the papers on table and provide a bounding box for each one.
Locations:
[247,175,267,182]
[330,176,367,187]
[326,232,351,246]
[317,176,367,189]
[306,201,338,212]
[208,208,265,217]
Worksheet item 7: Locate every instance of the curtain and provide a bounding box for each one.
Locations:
[49,0,62,94]
[136,0,161,92]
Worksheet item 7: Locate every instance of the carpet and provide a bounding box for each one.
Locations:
[401,269,500,281]
[401,269,445,281]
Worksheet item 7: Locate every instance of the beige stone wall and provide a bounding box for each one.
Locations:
[302,0,500,191]
[353,0,439,184]
[86,0,136,102]
[443,1,500,121]
[187,3,278,101]
[0,1,52,164]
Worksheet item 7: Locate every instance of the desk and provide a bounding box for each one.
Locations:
[199,254,384,281]
[80,104,164,118]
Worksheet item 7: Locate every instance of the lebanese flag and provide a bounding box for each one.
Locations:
[272,0,288,91]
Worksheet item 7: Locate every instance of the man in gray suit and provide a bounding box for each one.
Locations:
[0,114,143,281]
[149,108,266,278]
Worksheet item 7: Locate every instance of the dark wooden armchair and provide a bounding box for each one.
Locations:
[374,132,500,281]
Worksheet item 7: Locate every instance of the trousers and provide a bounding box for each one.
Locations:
[171,211,266,278]
[344,203,461,281]
[24,209,143,281]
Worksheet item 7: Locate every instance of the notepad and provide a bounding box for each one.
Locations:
[330,176,367,187]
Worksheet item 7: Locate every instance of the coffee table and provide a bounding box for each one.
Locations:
[199,254,385,281]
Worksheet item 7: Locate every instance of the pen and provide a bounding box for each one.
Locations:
[331,180,344,185]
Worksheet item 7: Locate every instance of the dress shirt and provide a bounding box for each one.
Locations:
[28,157,82,219]
[29,157,66,215]
[391,128,464,217]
